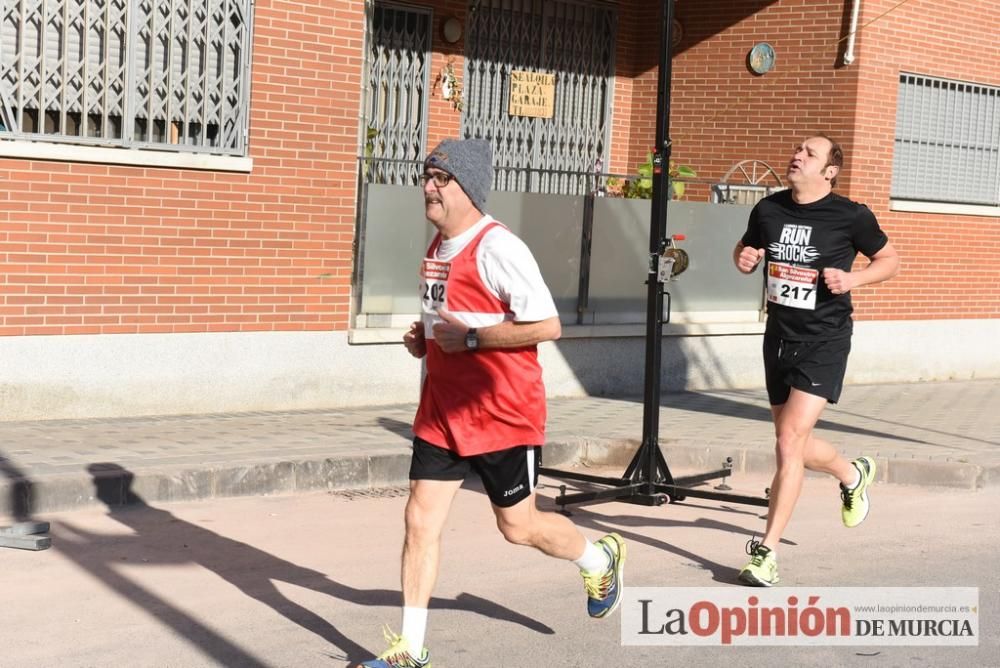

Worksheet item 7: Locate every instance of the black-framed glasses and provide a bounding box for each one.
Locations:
[419,171,455,188]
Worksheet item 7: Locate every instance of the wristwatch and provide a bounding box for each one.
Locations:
[464,328,479,351]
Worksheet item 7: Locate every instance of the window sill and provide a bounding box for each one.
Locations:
[890,199,1000,218]
[0,139,252,172]
[348,318,766,345]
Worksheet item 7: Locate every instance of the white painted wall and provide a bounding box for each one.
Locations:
[0,319,997,421]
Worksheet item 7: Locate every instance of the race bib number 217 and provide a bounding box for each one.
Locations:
[766,262,818,310]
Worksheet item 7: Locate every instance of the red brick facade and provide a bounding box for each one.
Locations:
[1,0,996,338]
[850,0,1000,320]
[666,0,1000,320]
[1,0,366,336]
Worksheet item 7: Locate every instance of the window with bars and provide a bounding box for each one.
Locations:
[892,73,1000,206]
[0,0,253,156]
[362,2,431,186]
[462,0,616,196]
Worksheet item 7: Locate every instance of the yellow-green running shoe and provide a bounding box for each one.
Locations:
[841,456,876,528]
[738,541,779,587]
[582,532,627,618]
[358,626,430,668]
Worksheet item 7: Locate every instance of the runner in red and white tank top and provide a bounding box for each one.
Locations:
[363,138,627,668]
[414,215,556,456]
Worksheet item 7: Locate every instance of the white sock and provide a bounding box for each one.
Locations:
[401,606,428,655]
[846,465,861,489]
[573,540,611,573]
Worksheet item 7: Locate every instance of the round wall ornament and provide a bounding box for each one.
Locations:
[748,42,776,75]
[442,17,463,44]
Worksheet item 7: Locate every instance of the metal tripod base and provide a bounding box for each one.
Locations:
[540,443,769,511]
[541,467,769,509]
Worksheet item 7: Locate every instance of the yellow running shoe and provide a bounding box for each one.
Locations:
[582,532,627,618]
[738,541,779,587]
[841,456,876,528]
[359,626,430,668]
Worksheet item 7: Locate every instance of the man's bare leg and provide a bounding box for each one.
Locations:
[393,479,463,661]
[491,492,585,559]
[761,388,829,549]
[402,478,462,605]
[492,493,627,619]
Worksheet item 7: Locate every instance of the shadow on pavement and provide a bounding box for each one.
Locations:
[562,501,797,586]
[52,463,552,666]
[1,454,36,522]
[461,474,792,586]
[661,390,932,445]
[376,416,414,439]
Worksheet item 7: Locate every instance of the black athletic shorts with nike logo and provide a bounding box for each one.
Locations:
[763,334,851,406]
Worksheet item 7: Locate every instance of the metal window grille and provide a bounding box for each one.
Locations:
[462,0,616,195]
[0,0,253,155]
[362,2,430,185]
[892,73,1000,205]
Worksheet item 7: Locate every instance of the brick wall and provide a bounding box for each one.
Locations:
[849,0,1000,320]
[0,0,365,336]
[611,3,661,175]
[424,1,467,148]
[667,1,858,196]
[663,0,999,321]
[2,0,996,339]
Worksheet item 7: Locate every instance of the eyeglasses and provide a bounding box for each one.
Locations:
[419,171,455,188]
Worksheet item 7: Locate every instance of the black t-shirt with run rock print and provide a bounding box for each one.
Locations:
[741,190,888,341]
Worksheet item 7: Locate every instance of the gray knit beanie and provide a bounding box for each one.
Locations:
[424,138,493,213]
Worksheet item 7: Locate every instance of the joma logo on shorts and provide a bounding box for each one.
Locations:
[503,484,525,497]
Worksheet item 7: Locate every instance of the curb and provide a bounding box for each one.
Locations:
[569,438,999,491]
[1,449,412,516]
[1,439,994,516]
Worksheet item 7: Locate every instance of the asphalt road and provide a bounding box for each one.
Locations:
[2,468,997,667]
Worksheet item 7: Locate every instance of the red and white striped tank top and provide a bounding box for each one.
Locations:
[413,222,547,456]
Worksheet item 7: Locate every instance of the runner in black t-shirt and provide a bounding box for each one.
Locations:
[732,134,900,587]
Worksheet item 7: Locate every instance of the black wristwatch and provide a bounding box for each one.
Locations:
[464,328,479,351]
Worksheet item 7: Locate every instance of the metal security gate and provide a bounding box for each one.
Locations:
[892,73,1000,206]
[462,0,616,195]
[363,2,431,185]
[0,0,252,154]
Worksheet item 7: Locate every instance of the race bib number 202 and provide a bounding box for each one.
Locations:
[766,262,818,310]
[420,259,450,315]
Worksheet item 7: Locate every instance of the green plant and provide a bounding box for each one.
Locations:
[669,161,697,199]
[604,176,625,197]
[435,58,464,111]
[622,154,654,199]
[620,153,696,199]
[364,125,378,158]
[362,124,379,179]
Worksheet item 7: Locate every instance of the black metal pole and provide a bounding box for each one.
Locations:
[636,0,675,490]
[540,0,768,513]
[576,193,595,325]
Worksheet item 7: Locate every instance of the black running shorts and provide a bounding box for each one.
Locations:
[409,436,540,508]
[763,334,851,406]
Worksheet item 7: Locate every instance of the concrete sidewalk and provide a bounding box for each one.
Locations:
[1,379,998,516]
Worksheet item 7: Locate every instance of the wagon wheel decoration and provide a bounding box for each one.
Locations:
[721,159,784,189]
